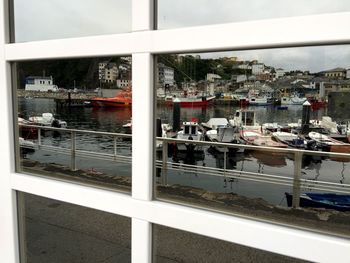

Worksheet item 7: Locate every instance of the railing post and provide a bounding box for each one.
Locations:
[162,140,168,185]
[223,147,227,177]
[37,128,41,149]
[114,136,117,159]
[292,151,303,208]
[70,131,77,171]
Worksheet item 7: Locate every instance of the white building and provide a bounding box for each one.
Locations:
[25,76,58,92]
[252,63,264,75]
[158,63,175,87]
[275,68,285,78]
[99,62,119,83]
[206,73,221,82]
[116,78,131,88]
[236,74,247,83]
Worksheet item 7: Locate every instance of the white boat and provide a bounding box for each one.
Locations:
[248,96,273,106]
[308,132,350,153]
[201,118,228,130]
[229,109,261,132]
[272,131,307,149]
[241,130,287,148]
[206,126,244,153]
[28,113,67,128]
[280,95,307,105]
[19,137,35,153]
[176,121,203,151]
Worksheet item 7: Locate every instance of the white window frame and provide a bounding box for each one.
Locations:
[1,1,350,262]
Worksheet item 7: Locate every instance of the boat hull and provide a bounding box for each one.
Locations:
[285,192,350,211]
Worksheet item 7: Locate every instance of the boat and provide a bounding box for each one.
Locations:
[166,95,216,107]
[28,113,67,128]
[90,88,132,107]
[272,131,308,149]
[248,96,273,106]
[201,118,229,130]
[280,95,307,105]
[241,130,287,148]
[206,126,244,153]
[285,192,350,211]
[229,109,261,132]
[308,132,350,153]
[176,121,204,151]
[19,137,35,154]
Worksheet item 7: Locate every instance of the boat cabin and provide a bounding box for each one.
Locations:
[183,122,199,135]
[231,110,257,127]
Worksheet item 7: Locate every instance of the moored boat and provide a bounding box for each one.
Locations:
[206,126,244,153]
[176,121,204,151]
[280,95,307,105]
[285,192,350,211]
[28,113,67,128]
[90,88,132,107]
[272,131,307,149]
[166,95,215,107]
[241,130,287,148]
[308,132,350,153]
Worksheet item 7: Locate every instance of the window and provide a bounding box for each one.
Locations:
[14,57,132,193]
[11,0,131,42]
[18,192,131,263]
[154,47,350,238]
[1,1,350,263]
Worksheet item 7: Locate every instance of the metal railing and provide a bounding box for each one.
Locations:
[18,124,350,208]
[156,137,350,208]
[19,124,132,171]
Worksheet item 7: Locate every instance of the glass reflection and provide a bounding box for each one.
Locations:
[13,0,131,42]
[158,0,350,29]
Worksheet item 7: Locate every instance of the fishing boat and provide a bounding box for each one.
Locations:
[206,126,244,153]
[28,113,67,128]
[308,132,350,153]
[285,192,350,211]
[90,88,132,107]
[241,130,287,148]
[272,131,308,149]
[248,96,273,106]
[229,109,261,132]
[19,137,35,154]
[176,121,203,151]
[280,95,307,105]
[201,118,229,130]
[166,95,215,107]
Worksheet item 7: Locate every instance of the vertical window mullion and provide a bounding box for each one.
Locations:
[0,0,20,262]
[132,0,154,262]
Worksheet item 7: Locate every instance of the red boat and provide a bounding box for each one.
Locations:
[165,95,215,107]
[90,88,132,107]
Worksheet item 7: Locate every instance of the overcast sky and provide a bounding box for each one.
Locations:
[14,1,350,72]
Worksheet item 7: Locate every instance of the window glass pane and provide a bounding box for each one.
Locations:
[153,224,308,262]
[18,192,131,263]
[12,0,131,42]
[158,0,350,29]
[15,56,132,192]
[154,45,350,238]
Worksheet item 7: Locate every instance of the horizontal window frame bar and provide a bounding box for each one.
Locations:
[11,172,350,263]
[5,12,350,61]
